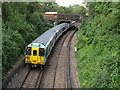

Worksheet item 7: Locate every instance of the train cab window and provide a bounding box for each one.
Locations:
[39,48,44,56]
[33,50,37,56]
[26,47,31,55]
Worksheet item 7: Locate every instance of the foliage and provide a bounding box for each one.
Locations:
[39,2,86,15]
[75,2,119,88]
[72,5,86,15]
[56,4,86,15]
[2,2,53,72]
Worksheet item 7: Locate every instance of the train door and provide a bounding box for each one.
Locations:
[31,47,39,64]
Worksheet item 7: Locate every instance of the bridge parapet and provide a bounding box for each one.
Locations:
[58,14,80,21]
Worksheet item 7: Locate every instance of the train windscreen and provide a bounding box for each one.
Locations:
[26,47,31,55]
[39,48,44,56]
[33,50,37,56]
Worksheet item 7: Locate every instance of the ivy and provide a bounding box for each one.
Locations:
[2,2,53,72]
[75,2,119,88]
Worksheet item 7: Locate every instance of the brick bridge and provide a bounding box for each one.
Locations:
[43,13,88,25]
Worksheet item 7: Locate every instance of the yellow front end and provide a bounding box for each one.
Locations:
[25,47,44,65]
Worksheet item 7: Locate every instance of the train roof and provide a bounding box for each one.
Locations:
[32,23,68,46]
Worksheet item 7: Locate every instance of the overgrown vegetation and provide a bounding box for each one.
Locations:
[2,2,53,72]
[75,2,119,88]
[56,4,86,15]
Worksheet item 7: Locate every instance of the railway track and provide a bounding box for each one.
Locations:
[18,30,72,89]
[65,29,77,89]
[52,28,77,89]
[18,67,44,89]
[20,30,76,89]
[37,30,73,88]
[52,30,71,88]
[18,66,31,89]
[6,28,78,89]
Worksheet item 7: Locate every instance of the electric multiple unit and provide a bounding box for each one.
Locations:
[25,23,73,67]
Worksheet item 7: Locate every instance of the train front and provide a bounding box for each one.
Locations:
[25,43,46,67]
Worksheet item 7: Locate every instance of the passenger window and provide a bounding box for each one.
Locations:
[33,50,37,56]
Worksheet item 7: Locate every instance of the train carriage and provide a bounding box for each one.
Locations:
[25,23,70,68]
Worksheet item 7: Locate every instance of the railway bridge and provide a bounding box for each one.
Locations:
[57,14,80,24]
[43,12,88,25]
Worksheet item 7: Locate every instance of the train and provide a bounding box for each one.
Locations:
[25,22,76,68]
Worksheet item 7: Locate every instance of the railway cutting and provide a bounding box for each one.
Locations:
[5,22,80,89]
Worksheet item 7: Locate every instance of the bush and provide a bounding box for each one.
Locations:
[75,2,119,88]
[2,2,53,72]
